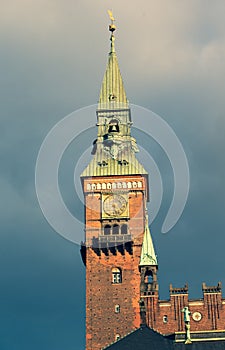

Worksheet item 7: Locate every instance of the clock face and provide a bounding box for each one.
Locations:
[192,311,202,322]
[103,194,127,217]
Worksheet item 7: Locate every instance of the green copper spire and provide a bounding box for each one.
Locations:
[139,214,158,266]
[81,12,148,178]
[98,11,128,110]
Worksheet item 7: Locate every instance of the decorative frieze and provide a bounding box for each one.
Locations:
[86,180,143,192]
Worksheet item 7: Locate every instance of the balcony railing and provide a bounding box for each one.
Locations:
[90,234,133,255]
[98,234,132,244]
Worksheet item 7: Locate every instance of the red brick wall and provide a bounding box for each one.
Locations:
[86,247,141,350]
[82,174,225,349]
[143,284,225,335]
[83,175,148,350]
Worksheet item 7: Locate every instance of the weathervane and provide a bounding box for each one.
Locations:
[108,10,116,32]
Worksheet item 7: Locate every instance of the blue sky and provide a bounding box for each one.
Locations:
[1,1,225,349]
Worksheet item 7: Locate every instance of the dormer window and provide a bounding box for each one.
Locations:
[118,159,129,166]
[109,93,117,101]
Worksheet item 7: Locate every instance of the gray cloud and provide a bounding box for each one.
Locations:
[1,0,225,348]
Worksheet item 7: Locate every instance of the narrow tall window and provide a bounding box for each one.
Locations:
[115,305,120,313]
[121,224,128,235]
[104,224,111,235]
[112,267,122,284]
[112,224,119,235]
[144,272,153,284]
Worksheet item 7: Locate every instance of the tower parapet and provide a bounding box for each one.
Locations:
[170,283,188,295]
[202,282,222,293]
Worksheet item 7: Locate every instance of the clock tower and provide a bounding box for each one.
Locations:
[80,15,158,350]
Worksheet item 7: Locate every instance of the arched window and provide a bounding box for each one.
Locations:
[112,267,122,284]
[112,224,119,235]
[108,119,119,133]
[115,334,121,341]
[112,183,117,189]
[144,271,153,284]
[163,315,168,324]
[97,183,101,190]
[115,305,120,313]
[121,224,128,235]
[104,224,111,235]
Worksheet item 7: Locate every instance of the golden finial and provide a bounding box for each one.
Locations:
[108,9,116,32]
[108,10,115,21]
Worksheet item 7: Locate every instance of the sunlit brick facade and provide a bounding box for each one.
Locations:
[80,16,225,350]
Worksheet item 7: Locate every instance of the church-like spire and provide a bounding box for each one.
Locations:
[81,12,148,177]
[139,214,158,266]
[98,11,128,110]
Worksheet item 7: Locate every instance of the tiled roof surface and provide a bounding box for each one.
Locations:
[80,149,147,177]
[104,326,173,350]
[105,326,225,350]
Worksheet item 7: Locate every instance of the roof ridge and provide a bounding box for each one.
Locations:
[102,325,173,349]
[102,327,140,349]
